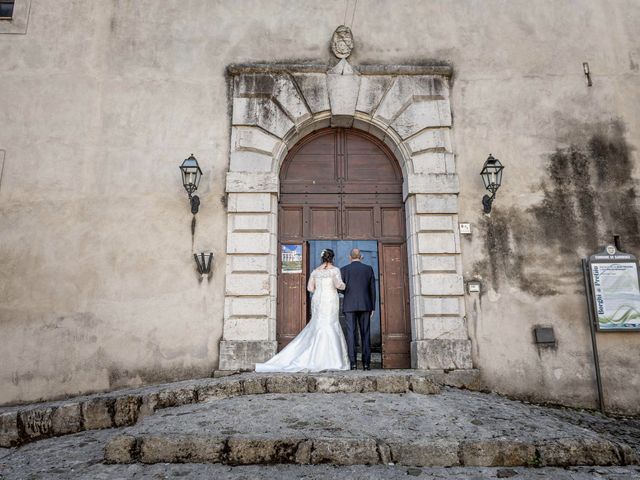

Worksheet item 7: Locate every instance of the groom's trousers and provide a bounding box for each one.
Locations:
[345,311,371,367]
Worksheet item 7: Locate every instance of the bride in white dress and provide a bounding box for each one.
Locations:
[255,248,350,372]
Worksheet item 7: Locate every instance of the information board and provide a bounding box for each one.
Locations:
[588,245,640,331]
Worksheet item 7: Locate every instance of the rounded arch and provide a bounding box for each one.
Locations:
[276,125,412,367]
[273,114,414,181]
[280,127,403,193]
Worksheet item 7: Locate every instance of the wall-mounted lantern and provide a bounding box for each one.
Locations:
[179,154,203,214]
[194,252,213,276]
[480,154,504,214]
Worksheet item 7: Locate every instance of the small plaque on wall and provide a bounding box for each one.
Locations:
[281,244,303,273]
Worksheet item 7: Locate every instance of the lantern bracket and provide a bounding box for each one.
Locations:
[190,194,200,214]
[482,193,495,214]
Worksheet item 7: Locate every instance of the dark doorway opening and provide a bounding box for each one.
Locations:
[309,239,381,367]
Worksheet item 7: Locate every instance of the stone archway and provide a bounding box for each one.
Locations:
[219,61,472,372]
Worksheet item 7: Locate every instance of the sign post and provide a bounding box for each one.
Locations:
[582,258,605,414]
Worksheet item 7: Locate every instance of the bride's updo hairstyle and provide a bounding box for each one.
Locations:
[321,248,335,265]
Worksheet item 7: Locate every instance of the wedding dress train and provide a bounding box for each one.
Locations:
[255,266,350,373]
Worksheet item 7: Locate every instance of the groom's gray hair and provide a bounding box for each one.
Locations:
[350,248,362,259]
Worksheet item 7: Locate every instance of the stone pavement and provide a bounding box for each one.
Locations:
[104,389,637,467]
[0,370,471,448]
[0,372,639,479]
[0,428,639,480]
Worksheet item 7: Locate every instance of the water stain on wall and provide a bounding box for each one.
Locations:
[476,121,639,296]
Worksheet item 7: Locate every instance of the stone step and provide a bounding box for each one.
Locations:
[1,370,467,448]
[104,390,639,468]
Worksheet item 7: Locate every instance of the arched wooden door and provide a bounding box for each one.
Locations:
[277,128,412,368]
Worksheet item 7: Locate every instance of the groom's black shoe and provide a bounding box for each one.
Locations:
[350,364,357,370]
[363,365,371,371]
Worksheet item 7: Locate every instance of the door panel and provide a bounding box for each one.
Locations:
[310,207,341,238]
[344,207,375,238]
[380,242,411,368]
[277,242,308,351]
[279,206,304,239]
[381,207,404,239]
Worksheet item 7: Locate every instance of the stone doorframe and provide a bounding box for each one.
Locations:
[219,61,473,371]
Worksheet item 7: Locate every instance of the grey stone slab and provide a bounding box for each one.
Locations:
[197,379,243,402]
[226,171,279,193]
[141,434,225,464]
[103,389,638,467]
[218,340,277,370]
[81,397,114,430]
[50,403,82,436]
[412,339,473,369]
[19,407,54,441]
[113,395,142,427]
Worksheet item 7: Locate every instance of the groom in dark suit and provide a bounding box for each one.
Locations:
[340,248,376,370]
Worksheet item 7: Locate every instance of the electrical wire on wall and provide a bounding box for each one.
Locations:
[342,0,358,28]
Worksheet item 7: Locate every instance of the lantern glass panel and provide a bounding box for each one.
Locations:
[480,156,503,195]
[495,166,503,187]
[180,155,203,194]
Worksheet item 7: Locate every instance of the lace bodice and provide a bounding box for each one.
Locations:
[255,264,349,373]
[307,266,345,292]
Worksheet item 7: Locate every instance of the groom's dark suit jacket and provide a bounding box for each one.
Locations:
[340,261,376,312]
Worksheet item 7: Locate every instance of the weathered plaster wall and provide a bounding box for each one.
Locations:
[1,0,639,410]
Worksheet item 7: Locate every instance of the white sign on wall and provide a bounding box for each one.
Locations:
[588,247,640,331]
